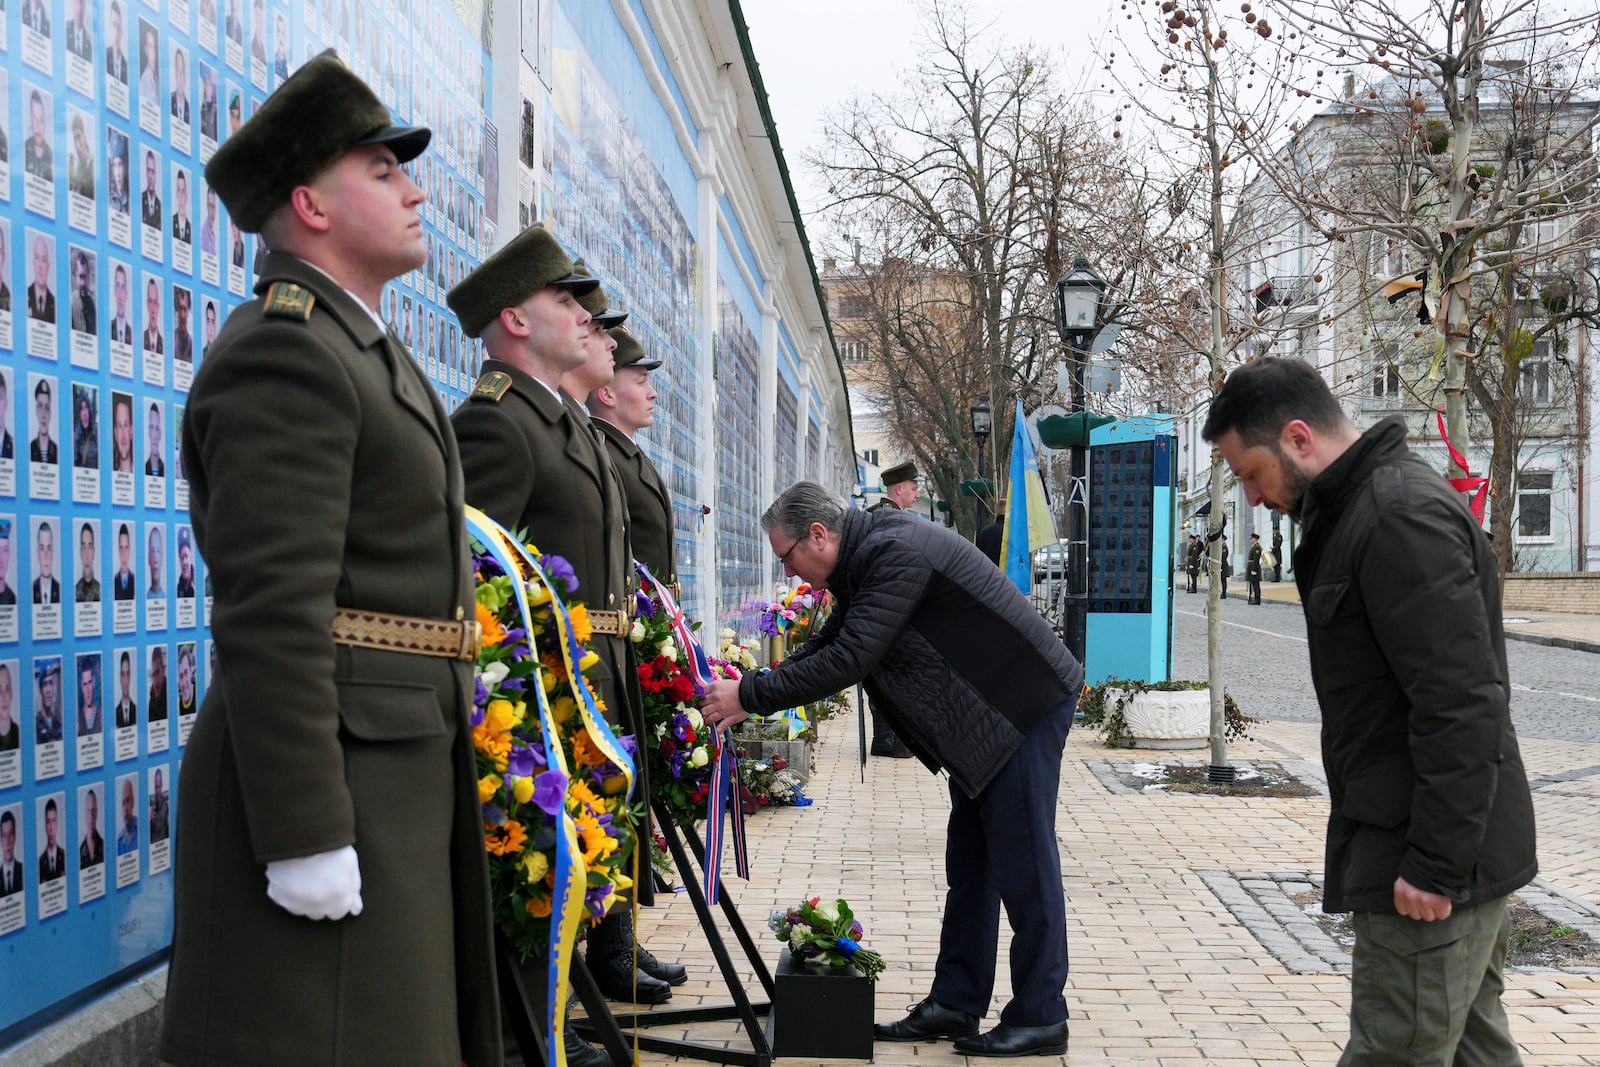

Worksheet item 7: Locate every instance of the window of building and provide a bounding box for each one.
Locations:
[1374,237,1406,278]
[1371,342,1401,399]
[860,448,879,467]
[839,338,871,363]
[1516,470,1553,540]
[1520,338,1552,406]
[837,294,869,317]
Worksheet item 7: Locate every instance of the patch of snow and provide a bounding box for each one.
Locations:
[1129,762,1168,780]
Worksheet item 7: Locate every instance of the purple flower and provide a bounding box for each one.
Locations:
[506,743,538,778]
[531,768,569,816]
[585,884,611,918]
[539,554,578,594]
[615,733,638,759]
[482,803,506,825]
[848,920,863,940]
[635,591,655,619]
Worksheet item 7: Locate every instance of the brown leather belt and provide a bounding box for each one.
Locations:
[331,607,482,662]
[587,609,629,637]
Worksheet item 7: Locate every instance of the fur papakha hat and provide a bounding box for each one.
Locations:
[447,224,599,339]
[573,259,628,329]
[609,327,661,371]
[205,50,430,233]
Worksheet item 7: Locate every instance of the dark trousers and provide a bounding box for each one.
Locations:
[929,698,1073,1027]
[1186,568,1199,593]
[1247,578,1261,604]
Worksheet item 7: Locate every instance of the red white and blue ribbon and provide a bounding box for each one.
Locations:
[635,562,748,903]
[637,562,715,694]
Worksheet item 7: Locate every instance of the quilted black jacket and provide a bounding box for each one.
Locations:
[739,509,1082,797]
[1296,418,1537,913]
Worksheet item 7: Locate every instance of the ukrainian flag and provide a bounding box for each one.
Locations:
[1002,399,1059,594]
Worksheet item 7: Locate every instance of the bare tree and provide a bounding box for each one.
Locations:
[1251,0,1600,575]
[813,0,1177,536]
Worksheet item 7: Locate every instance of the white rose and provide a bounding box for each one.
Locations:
[719,628,736,641]
[685,708,704,729]
[659,638,678,662]
[814,899,840,924]
[629,618,646,642]
[689,747,710,768]
[479,661,509,691]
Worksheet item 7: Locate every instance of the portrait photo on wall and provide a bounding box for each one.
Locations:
[78,781,106,903]
[73,518,102,637]
[108,257,134,357]
[147,764,170,874]
[22,84,54,218]
[112,646,137,732]
[198,61,218,158]
[172,285,193,391]
[33,655,63,761]
[106,0,131,112]
[24,229,57,363]
[109,392,135,512]
[138,18,161,135]
[0,520,16,639]
[0,222,13,356]
[0,658,18,760]
[0,367,15,489]
[0,802,23,929]
[170,41,192,135]
[74,651,103,769]
[27,373,60,502]
[142,273,165,388]
[67,246,98,370]
[67,109,97,236]
[70,382,100,505]
[140,145,164,261]
[144,521,167,632]
[114,773,140,890]
[171,162,193,275]
[107,127,132,249]
[65,0,95,90]
[145,642,168,753]
[35,792,68,920]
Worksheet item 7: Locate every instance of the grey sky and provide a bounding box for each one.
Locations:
[742,0,1118,233]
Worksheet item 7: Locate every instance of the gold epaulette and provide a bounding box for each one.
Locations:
[262,282,316,320]
[470,371,513,402]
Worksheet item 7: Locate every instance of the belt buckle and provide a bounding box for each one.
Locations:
[462,619,483,662]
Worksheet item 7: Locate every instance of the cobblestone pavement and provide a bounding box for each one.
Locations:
[615,676,1600,1065]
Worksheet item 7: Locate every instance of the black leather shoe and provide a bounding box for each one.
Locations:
[873,998,979,1042]
[589,951,672,1004]
[564,1024,612,1067]
[636,942,687,986]
[953,1021,1068,1057]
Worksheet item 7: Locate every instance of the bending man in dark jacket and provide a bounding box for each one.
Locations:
[702,481,1082,1059]
[1205,357,1536,1066]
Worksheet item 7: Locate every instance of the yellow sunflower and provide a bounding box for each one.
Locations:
[475,601,507,649]
[484,818,527,856]
[573,808,618,866]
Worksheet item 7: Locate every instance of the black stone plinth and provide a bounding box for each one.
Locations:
[764,947,874,1060]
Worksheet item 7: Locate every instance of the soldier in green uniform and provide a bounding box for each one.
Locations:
[161,53,499,1067]
[587,328,675,589]
[869,461,920,512]
[447,227,676,1067]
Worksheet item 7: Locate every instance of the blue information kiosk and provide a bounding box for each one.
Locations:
[1082,415,1177,687]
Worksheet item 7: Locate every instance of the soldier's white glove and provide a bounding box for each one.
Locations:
[265,845,364,920]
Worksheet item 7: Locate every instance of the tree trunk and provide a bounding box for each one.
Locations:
[1438,0,1485,480]
[1202,13,1229,772]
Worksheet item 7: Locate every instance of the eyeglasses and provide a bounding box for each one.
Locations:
[777,535,804,569]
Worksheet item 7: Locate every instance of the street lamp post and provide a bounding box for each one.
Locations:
[1054,256,1111,672]
[970,394,993,483]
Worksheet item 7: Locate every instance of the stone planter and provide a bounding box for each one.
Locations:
[1107,687,1210,749]
[735,738,812,785]
[764,946,874,1059]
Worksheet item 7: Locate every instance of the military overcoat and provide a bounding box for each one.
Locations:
[595,417,676,585]
[161,253,500,1067]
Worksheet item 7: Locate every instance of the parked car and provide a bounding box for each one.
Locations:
[1033,541,1069,582]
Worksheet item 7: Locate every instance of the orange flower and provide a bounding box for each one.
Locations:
[573,808,617,866]
[567,603,593,645]
[472,724,511,771]
[568,778,605,814]
[476,600,507,649]
[525,894,552,918]
[540,651,568,683]
[571,729,608,768]
[484,818,527,856]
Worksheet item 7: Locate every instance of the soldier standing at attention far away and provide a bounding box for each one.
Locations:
[588,326,677,589]
[162,51,499,1067]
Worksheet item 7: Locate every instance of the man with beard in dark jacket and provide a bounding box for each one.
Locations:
[1204,357,1536,1066]
[702,481,1081,1059]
